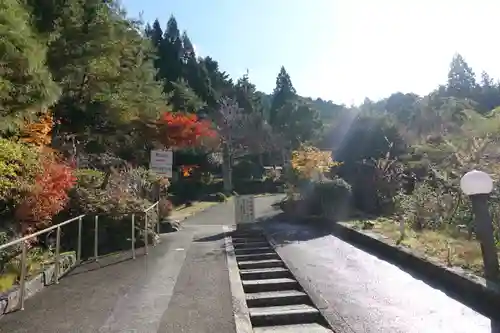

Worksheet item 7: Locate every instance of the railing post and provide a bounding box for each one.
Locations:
[144,213,149,255]
[54,226,61,284]
[156,202,160,236]
[131,214,136,259]
[94,215,99,262]
[18,242,27,311]
[77,216,82,263]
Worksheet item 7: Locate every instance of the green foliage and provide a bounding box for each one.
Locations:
[233,160,263,180]
[308,178,352,220]
[335,115,406,165]
[42,1,165,155]
[68,167,159,218]
[0,0,60,135]
[214,192,227,202]
[0,272,16,292]
[0,139,40,203]
[395,182,460,231]
[74,168,105,188]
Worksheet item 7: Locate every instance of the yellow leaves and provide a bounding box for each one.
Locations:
[291,144,341,179]
[21,112,54,148]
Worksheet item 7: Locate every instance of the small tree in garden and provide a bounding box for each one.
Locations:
[15,157,76,233]
[213,97,275,192]
[290,145,339,180]
[213,98,246,193]
[21,112,54,148]
[14,111,77,233]
[156,112,217,149]
[287,145,348,219]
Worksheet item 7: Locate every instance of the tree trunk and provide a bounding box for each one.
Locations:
[258,152,264,168]
[222,143,233,194]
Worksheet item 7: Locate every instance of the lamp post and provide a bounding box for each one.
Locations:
[460,170,499,280]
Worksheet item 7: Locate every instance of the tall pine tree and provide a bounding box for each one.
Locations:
[270,66,296,127]
[447,53,477,99]
[0,0,60,135]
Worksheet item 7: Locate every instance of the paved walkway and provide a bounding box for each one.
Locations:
[261,219,498,333]
[0,201,242,333]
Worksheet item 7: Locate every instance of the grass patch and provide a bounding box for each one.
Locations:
[346,217,492,277]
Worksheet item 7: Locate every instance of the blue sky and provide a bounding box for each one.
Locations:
[121,0,500,105]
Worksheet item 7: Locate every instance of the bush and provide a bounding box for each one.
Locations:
[308,177,352,220]
[233,160,263,180]
[159,198,173,220]
[62,167,159,258]
[215,192,227,202]
[75,168,105,188]
[0,138,40,204]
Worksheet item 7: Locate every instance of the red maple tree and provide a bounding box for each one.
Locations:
[157,112,218,149]
[16,157,77,232]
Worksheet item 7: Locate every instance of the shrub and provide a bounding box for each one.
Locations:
[309,177,352,220]
[75,168,105,188]
[233,160,263,180]
[215,192,227,202]
[395,181,458,231]
[15,157,76,232]
[0,138,40,204]
[64,167,159,258]
[158,198,173,219]
[169,178,206,204]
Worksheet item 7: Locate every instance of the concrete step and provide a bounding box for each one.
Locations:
[242,278,299,293]
[240,267,291,280]
[253,323,333,333]
[236,253,279,261]
[249,304,322,327]
[232,237,268,244]
[232,231,264,236]
[238,259,284,270]
[234,246,273,255]
[233,241,270,249]
[246,290,310,307]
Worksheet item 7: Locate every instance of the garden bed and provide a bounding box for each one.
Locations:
[0,251,76,316]
[346,217,492,276]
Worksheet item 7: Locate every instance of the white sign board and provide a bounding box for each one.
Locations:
[235,195,255,224]
[150,150,173,177]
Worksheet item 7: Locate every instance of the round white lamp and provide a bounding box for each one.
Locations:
[460,170,493,196]
[460,169,498,280]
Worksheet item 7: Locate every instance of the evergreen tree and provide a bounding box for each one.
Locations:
[38,0,165,154]
[447,53,477,99]
[181,31,195,62]
[160,15,183,92]
[169,79,206,113]
[270,66,296,127]
[0,0,60,135]
[234,73,264,116]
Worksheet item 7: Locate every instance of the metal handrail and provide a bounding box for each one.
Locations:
[0,201,160,312]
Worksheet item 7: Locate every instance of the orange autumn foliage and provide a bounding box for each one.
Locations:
[180,165,199,177]
[22,112,55,148]
[15,156,77,232]
[157,112,217,149]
